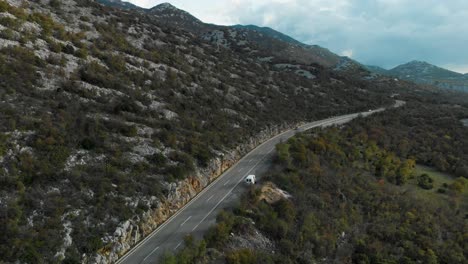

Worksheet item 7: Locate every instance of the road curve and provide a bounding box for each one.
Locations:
[117,103,401,264]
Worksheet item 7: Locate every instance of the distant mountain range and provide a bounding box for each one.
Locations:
[97,1,468,92]
[366,61,468,92]
[98,1,468,93]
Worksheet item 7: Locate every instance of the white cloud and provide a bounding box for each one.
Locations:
[341,49,353,58]
[442,64,468,74]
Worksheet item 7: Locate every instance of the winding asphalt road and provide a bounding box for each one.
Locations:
[117,102,403,264]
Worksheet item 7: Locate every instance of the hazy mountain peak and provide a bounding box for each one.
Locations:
[152,2,178,11]
[405,60,435,67]
[149,2,201,23]
[365,60,468,91]
[392,61,460,77]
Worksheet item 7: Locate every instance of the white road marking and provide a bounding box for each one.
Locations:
[192,154,268,232]
[142,247,159,263]
[238,168,244,172]
[223,179,230,186]
[181,216,192,226]
[206,195,214,202]
[174,242,182,250]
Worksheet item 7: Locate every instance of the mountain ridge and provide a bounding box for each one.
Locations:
[96,1,361,70]
[367,61,468,92]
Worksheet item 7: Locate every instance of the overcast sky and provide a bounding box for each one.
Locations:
[128,0,468,73]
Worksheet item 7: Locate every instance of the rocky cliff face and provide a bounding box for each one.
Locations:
[90,122,293,263]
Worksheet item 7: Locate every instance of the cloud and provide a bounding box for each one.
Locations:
[442,64,468,74]
[341,49,353,58]
[127,0,468,73]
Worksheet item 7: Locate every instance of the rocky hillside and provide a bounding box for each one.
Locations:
[367,61,468,92]
[100,1,360,70]
[233,25,303,45]
[0,0,404,263]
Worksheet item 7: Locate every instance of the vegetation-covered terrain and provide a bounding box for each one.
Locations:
[0,0,467,262]
[164,99,468,264]
[0,0,399,262]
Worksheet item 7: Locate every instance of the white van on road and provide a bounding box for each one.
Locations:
[244,175,256,185]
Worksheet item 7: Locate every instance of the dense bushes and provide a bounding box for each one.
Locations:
[0,46,43,95]
[167,102,467,264]
[348,102,468,177]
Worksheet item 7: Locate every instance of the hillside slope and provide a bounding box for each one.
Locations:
[101,1,358,70]
[0,0,438,263]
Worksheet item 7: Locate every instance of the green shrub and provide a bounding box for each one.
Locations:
[417,174,434,190]
[80,137,96,150]
[148,153,167,166]
[166,165,189,180]
[104,54,126,72]
[49,0,61,9]
[226,249,257,264]
[75,48,88,59]
[29,12,56,36]
[0,28,16,40]
[0,17,20,28]
[46,54,63,65]
[0,133,8,156]
[63,44,75,54]
[48,40,63,53]
[79,16,90,22]
[0,1,9,12]
[449,177,467,194]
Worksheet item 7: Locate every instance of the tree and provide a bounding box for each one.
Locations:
[226,249,256,264]
[417,174,434,190]
[396,159,415,185]
[449,177,467,195]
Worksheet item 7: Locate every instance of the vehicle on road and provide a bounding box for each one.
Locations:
[244,175,256,184]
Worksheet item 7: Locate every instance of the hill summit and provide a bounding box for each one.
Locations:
[367,61,468,92]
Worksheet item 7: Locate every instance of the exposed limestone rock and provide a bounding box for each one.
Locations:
[0,38,19,48]
[226,223,275,252]
[161,109,178,120]
[258,182,292,204]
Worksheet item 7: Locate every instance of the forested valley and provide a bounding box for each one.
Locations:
[163,96,468,264]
